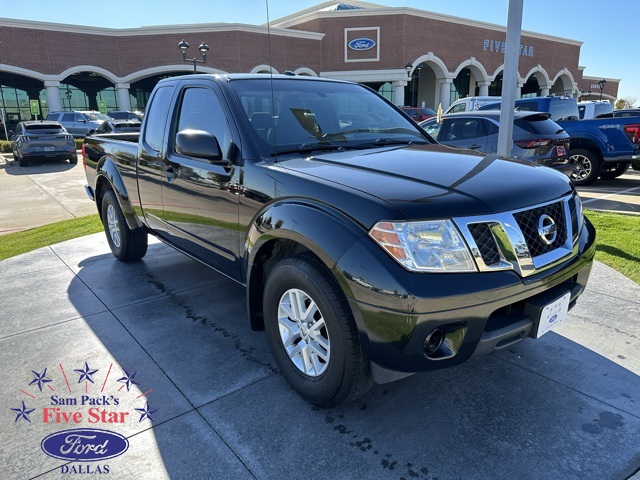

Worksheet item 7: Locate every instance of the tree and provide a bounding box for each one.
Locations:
[615,97,637,109]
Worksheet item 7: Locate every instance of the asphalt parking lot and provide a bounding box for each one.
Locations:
[1,154,639,479]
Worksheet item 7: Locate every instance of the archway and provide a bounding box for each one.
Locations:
[0,71,46,133]
[61,72,116,112]
[406,53,450,109]
[551,70,575,96]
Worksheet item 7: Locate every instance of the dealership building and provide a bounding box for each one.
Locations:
[0,1,620,129]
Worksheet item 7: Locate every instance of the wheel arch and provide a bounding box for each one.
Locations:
[569,136,603,160]
[94,156,145,231]
[244,201,366,331]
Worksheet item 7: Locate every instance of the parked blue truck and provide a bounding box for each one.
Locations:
[480,96,640,185]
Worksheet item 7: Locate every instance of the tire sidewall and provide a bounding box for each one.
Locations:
[570,149,600,185]
[264,260,349,405]
[101,190,126,259]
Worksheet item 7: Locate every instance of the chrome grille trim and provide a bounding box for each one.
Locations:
[454,194,581,278]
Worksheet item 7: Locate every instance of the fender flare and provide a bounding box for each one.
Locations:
[95,156,145,231]
[244,200,367,330]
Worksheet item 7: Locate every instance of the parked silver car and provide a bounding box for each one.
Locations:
[45,111,103,138]
[9,121,77,167]
[420,111,572,175]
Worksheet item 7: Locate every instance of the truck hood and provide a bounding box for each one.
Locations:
[278,144,573,219]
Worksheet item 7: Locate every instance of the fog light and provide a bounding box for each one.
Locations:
[423,328,445,357]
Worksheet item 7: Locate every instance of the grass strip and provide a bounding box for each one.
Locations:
[0,215,103,261]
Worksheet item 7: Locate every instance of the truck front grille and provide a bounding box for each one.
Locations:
[455,193,582,278]
[513,201,567,257]
[468,223,501,267]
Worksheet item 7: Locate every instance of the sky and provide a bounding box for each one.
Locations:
[2,0,638,102]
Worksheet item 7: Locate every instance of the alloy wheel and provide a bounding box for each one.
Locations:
[277,288,330,377]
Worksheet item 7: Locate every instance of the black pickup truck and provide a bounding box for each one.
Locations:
[83,74,596,406]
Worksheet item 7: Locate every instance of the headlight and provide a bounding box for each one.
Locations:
[369,220,477,272]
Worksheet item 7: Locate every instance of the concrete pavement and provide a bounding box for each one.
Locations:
[0,153,95,235]
[0,233,639,479]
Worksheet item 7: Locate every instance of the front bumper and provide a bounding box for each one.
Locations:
[334,217,596,375]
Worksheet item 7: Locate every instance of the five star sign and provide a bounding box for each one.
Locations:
[10,362,160,429]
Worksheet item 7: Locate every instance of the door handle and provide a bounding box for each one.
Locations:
[467,144,482,149]
[163,167,177,181]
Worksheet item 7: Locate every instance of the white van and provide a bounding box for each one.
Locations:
[444,96,501,115]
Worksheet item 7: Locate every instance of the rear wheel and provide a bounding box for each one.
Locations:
[101,189,148,261]
[263,257,372,407]
[599,162,630,179]
[570,149,601,186]
[69,155,78,165]
[18,155,28,167]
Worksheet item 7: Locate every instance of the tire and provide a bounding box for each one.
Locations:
[18,155,28,167]
[101,189,148,262]
[263,257,372,407]
[599,162,630,179]
[570,149,601,186]
[69,155,78,165]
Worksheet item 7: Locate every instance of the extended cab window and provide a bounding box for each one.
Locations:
[142,86,174,152]
[176,87,232,159]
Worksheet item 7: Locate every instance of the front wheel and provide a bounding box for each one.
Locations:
[599,162,630,179]
[101,189,148,262]
[570,149,601,186]
[263,257,372,407]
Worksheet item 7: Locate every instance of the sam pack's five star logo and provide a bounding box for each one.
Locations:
[11,362,160,427]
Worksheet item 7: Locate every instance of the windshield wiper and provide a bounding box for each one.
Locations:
[271,142,345,156]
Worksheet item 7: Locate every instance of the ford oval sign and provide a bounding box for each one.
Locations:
[348,38,376,51]
[41,428,129,462]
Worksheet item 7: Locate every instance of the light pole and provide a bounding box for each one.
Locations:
[178,39,210,73]
[598,79,606,101]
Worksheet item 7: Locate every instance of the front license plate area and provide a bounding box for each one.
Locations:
[534,291,571,338]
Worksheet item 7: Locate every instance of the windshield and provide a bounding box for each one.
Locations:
[229,78,432,156]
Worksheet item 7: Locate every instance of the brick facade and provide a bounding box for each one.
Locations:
[0,1,620,114]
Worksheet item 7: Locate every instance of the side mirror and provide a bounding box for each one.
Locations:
[175,129,224,162]
[8,130,14,139]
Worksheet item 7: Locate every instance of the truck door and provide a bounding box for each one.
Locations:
[158,85,241,281]
[137,85,175,232]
